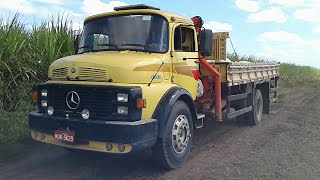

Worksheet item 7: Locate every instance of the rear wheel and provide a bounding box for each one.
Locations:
[248,89,263,125]
[152,100,193,169]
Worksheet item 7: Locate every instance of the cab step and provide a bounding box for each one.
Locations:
[195,114,205,129]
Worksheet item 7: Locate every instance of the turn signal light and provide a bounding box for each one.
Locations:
[137,99,146,108]
[32,92,38,100]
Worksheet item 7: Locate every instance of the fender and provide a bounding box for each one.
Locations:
[152,86,197,138]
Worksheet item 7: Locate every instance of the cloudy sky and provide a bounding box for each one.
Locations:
[1,0,320,68]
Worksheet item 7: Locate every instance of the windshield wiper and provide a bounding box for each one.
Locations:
[78,45,93,49]
[120,43,149,53]
[78,44,118,54]
[148,61,164,86]
[97,43,118,48]
[121,43,147,49]
[78,45,93,54]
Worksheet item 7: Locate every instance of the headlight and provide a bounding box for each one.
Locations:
[41,89,47,97]
[117,93,128,102]
[117,106,128,115]
[47,106,54,115]
[41,100,47,107]
[81,109,90,119]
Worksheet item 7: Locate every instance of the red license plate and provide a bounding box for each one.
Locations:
[54,130,75,143]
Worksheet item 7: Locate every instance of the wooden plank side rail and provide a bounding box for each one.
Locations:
[227,62,280,86]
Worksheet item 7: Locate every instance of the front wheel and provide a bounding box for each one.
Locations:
[152,100,193,169]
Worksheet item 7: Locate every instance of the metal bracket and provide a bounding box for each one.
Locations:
[227,106,252,119]
[195,114,205,129]
[272,97,278,103]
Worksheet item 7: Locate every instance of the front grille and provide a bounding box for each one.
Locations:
[79,67,107,80]
[38,84,142,121]
[52,67,68,78]
[53,86,115,119]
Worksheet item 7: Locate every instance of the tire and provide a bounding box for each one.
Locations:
[248,89,263,125]
[152,100,193,169]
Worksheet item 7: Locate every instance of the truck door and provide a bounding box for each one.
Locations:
[171,25,199,99]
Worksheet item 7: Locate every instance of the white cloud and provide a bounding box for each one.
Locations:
[0,0,78,17]
[33,0,64,5]
[235,0,259,12]
[313,26,320,33]
[248,7,287,23]
[258,45,289,59]
[0,0,127,21]
[309,40,320,55]
[258,31,320,53]
[256,44,311,66]
[0,0,36,14]
[294,8,320,22]
[257,31,320,67]
[81,0,127,16]
[203,21,233,32]
[269,0,304,7]
[0,0,128,30]
[257,31,304,44]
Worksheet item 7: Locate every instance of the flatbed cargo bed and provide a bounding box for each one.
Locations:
[205,60,280,86]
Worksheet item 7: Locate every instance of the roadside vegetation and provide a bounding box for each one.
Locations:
[0,14,74,143]
[0,14,319,143]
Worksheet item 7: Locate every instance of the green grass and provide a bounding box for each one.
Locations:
[0,14,320,144]
[0,14,74,143]
[278,63,320,83]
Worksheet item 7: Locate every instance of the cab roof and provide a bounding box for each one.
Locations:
[114,4,160,11]
[84,8,194,25]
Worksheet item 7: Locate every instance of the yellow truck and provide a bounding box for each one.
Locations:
[29,4,280,169]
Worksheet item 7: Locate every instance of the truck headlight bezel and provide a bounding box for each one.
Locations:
[41,100,48,107]
[117,93,128,102]
[117,106,128,115]
[41,89,48,97]
[38,85,50,113]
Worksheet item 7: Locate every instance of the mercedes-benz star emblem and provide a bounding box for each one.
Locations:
[66,91,80,110]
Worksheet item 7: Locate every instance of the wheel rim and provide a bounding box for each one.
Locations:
[256,96,263,120]
[172,115,191,154]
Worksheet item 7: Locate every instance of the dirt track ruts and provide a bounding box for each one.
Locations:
[1,81,320,180]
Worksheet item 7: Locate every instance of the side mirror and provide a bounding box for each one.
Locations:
[74,35,80,54]
[199,29,213,57]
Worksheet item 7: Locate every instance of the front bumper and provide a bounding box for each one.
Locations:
[29,112,158,153]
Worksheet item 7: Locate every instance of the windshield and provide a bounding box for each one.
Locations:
[78,14,169,54]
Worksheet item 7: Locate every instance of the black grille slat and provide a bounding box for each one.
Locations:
[52,67,68,78]
[79,67,107,79]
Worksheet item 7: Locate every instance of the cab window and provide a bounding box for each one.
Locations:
[174,27,195,52]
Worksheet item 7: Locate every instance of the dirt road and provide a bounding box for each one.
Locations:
[1,82,320,180]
